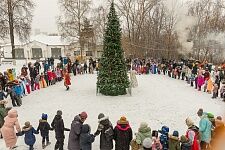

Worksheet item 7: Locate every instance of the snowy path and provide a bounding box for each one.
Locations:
[0,74,225,150]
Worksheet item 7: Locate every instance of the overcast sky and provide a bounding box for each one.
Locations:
[32,0,188,34]
[32,0,106,34]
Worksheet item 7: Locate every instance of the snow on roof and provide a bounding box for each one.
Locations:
[30,34,72,46]
[1,34,77,46]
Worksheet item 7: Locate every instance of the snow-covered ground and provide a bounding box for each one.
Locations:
[0,74,225,150]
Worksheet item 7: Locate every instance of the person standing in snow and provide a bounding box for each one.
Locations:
[185,117,200,150]
[51,110,70,150]
[1,109,21,149]
[168,131,181,150]
[114,116,133,150]
[37,113,53,149]
[68,111,88,150]
[131,122,152,150]
[142,138,153,150]
[80,124,95,150]
[94,113,114,150]
[197,109,212,150]
[17,121,39,150]
[63,69,71,91]
[159,126,169,150]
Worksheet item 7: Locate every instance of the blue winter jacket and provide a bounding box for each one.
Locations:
[20,126,39,146]
[13,85,22,96]
[199,115,212,143]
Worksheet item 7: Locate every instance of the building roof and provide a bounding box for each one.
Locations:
[2,34,76,46]
[30,34,71,46]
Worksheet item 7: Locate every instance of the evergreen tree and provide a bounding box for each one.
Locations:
[97,2,130,96]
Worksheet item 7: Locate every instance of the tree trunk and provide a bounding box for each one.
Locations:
[8,0,15,59]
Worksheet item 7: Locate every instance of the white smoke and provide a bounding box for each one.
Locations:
[164,0,197,53]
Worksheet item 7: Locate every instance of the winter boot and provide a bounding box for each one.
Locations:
[42,143,46,149]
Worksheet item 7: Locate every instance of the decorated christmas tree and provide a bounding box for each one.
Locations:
[97,2,130,96]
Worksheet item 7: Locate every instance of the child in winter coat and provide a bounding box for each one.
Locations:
[159,126,169,150]
[142,138,152,150]
[37,113,53,149]
[0,85,7,105]
[185,118,200,150]
[47,69,52,86]
[1,109,21,149]
[80,124,95,150]
[220,82,225,101]
[34,74,40,90]
[168,131,181,150]
[152,130,162,150]
[180,135,191,150]
[131,122,152,150]
[212,83,219,99]
[197,74,205,91]
[17,121,39,150]
[63,69,71,90]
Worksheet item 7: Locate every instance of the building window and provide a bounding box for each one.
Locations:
[51,48,61,58]
[97,51,103,58]
[32,48,42,59]
[15,48,25,59]
[86,51,92,57]
[74,51,80,56]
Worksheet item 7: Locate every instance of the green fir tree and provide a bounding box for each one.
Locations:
[97,2,130,96]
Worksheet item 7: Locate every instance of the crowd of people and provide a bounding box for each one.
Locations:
[0,57,225,150]
[128,58,225,101]
[0,108,224,150]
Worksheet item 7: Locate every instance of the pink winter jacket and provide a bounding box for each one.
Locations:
[152,137,163,150]
[1,109,21,148]
[197,75,205,87]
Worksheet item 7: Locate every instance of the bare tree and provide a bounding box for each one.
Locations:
[0,0,34,59]
[57,0,91,59]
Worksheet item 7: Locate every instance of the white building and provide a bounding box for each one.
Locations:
[2,34,75,60]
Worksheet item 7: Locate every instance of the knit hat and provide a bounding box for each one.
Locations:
[180,135,188,143]
[25,121,30,127]
[217,116,222,121]
[117,116,128,124]
[185,117,194,127]
[142,138,152,148]
[57,110,62,116]
[140,122,148,129]
[197,108,203,116]
[42,113,48,120]
[98,113,105,120]
[80,111,88,119]
[172,130,179,137]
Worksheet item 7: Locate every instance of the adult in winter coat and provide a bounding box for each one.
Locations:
[17,121,39,150]
[197,109,212,150]
[94,113,114,150]
[1,109,21,149]
[168,131,181,150]
[211,118,225,149]
[114,116,133,150]
[51,110,70,150]
[135,122,152,145]
[80,124,95,150]
[68,112,88,150]
[185,117,200,150]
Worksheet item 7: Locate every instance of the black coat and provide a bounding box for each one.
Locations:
[37,120,53,137]
[80,124,95,150]
[94,117,114,150]
[51,115,70,140]
[114,123,133,150]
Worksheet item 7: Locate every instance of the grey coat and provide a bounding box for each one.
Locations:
[94,116,114,150]
[68,115,83,150]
